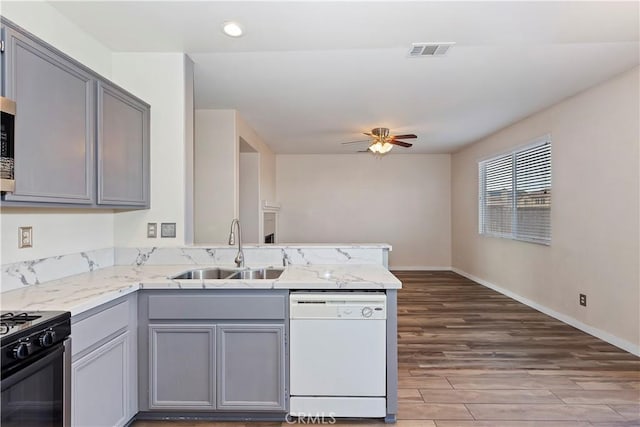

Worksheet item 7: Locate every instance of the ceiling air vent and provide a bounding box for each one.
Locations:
[408,42,455,57]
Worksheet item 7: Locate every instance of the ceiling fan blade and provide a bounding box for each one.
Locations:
[357,150,370,153]
[391,134,417,140]
[363,132,373,136]
[389,140,412,148]
[341,139,371,145]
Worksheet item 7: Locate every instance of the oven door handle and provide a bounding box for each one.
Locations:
[1,345,64,391]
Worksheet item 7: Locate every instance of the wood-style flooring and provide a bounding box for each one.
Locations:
[132,271,640,427]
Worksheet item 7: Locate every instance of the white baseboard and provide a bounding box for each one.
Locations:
[389,266,452,271]
[451,267,640,357]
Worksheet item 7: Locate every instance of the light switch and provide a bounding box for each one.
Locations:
[147,223,157,238]
[19,226,33,248]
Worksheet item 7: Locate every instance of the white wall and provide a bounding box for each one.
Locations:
[111,53,189,246]
[236,114,277,242]
[0,209,114,264]
[183,56,195,245]
[194,110,238,243]
[0,1,115,264]
[236,114,276,205]
[451,67,640,353]
[276,154,452,269]
[1,1,112,76]
[239,152,260,242]
[194,110,277,243]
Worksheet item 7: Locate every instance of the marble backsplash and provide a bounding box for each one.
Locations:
[1,248,114,293]
[114,247,283,267]
[1,245,387,293]
[114,246,385,267]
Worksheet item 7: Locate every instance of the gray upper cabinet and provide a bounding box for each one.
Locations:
[2,26,94,204]
[0,18,150,209]
[217,324,286,411]
[97,81,149,207]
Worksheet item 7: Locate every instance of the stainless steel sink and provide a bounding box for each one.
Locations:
[169,267,283,280]
[227,268,284,280]
[169,268,236,280]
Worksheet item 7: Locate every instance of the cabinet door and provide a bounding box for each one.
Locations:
[97,81,149,207]
[72,332,129,427]
[217,324,286,411]
[149,324,216,410]
[3,26,94,204]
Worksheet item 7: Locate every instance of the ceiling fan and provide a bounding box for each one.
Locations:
[342,128,417,154]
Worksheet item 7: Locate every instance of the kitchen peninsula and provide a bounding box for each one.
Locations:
[0,244,401,425]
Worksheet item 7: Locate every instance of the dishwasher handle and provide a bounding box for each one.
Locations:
[290,292,386,305]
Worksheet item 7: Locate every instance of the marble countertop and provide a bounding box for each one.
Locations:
[0,264,401,316]
[186,243,392,249]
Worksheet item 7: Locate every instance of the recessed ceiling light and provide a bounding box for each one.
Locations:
[222,21,243,38]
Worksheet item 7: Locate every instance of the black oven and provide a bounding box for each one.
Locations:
[1,312,71,427]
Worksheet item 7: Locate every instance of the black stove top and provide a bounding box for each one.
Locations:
[1,312,42,335]
[0,311,68,341]
[1,311,71,374]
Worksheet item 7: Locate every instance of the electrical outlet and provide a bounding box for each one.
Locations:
[161,223,176,238]
[147,223,157,238]
[579,293,587,307]
[19,226,33,248]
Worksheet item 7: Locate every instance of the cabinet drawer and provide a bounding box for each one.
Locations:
[148,295,286,320]
[72,300,129,357]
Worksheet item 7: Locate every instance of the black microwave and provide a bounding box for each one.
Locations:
[0,96,15,192]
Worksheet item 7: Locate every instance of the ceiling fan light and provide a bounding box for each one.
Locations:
[369,142,383,153]
[368,141,393,154]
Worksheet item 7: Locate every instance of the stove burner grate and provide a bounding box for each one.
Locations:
[0,312,43,335]
[1,312,41,323]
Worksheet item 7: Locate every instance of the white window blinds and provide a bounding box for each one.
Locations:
[479,138,551,245]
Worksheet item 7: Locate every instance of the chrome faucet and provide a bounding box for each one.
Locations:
[228,218,245,268]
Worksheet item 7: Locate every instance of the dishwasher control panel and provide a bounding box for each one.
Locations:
[290,293,387,320]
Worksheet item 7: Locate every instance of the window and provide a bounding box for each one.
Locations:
[479,137,551,245]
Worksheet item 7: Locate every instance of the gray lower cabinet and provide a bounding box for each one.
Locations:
[2,25,95,204]
[97,81,150,207]
[148,325,216,410]
[217,324,286,411]
[72,332,129,427]
[138,290,288,415]
[71,295,138,427]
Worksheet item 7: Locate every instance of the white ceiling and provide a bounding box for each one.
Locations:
[50,1,639,154]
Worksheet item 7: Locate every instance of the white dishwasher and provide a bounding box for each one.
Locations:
[289,292,387,418]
